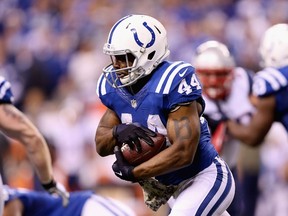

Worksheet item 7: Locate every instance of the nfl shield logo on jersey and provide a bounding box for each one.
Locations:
[131,99,137,108]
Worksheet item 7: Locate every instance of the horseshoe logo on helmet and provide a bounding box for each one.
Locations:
[131,22,156,48]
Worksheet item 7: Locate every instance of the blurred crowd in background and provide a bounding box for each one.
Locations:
[0,0,288,216]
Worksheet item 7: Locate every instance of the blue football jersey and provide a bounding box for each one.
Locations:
[97,60,218,185]
[4,186,91,216]
[252,66,288,131]
[0,76,14,104]
[4,186,135,216]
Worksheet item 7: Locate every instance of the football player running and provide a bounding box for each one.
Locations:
[193,40,257,216]
[227,23,288,144]
[95,14,235,215]
[0,76,69,216]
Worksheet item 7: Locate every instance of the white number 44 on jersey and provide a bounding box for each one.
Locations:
[178,74,201,95]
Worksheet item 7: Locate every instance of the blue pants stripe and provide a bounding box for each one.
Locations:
[195,157,223,216]
[208,163,233,215]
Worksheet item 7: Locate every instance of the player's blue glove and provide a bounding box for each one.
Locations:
[112,146,136,182]
[113,123,156,152]
[42,179,70,206]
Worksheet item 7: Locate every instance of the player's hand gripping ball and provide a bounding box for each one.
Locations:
[121,132,166,166]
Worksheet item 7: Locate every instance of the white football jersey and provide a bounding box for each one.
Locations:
[203,67,255,167]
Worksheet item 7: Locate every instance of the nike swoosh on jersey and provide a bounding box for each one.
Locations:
[179,68,188,77]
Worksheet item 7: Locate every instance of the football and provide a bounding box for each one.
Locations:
[121,133,166,166]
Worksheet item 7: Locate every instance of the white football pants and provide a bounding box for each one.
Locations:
[168,156,235,216]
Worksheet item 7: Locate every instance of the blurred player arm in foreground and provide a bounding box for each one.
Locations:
[0,104,53,184]
[0,104,69,206]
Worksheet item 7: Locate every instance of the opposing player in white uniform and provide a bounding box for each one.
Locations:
[227,23,288,144]
[193,41,256,216]
[95,14,235,215]
[0,76,69,216]
[3,185,136,216]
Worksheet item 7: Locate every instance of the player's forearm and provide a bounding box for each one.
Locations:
[8,127,54,183]
[227,120,264,146]
[95,125,117,156]
[20,129,53,183]
[134,118,199,179]
[133,141,196,179]
[0,105,54,183]
[95,108,120,156]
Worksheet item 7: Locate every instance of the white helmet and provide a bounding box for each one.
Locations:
[194,41,235,100]
[259,23,288,68]
[103,14,170,88]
